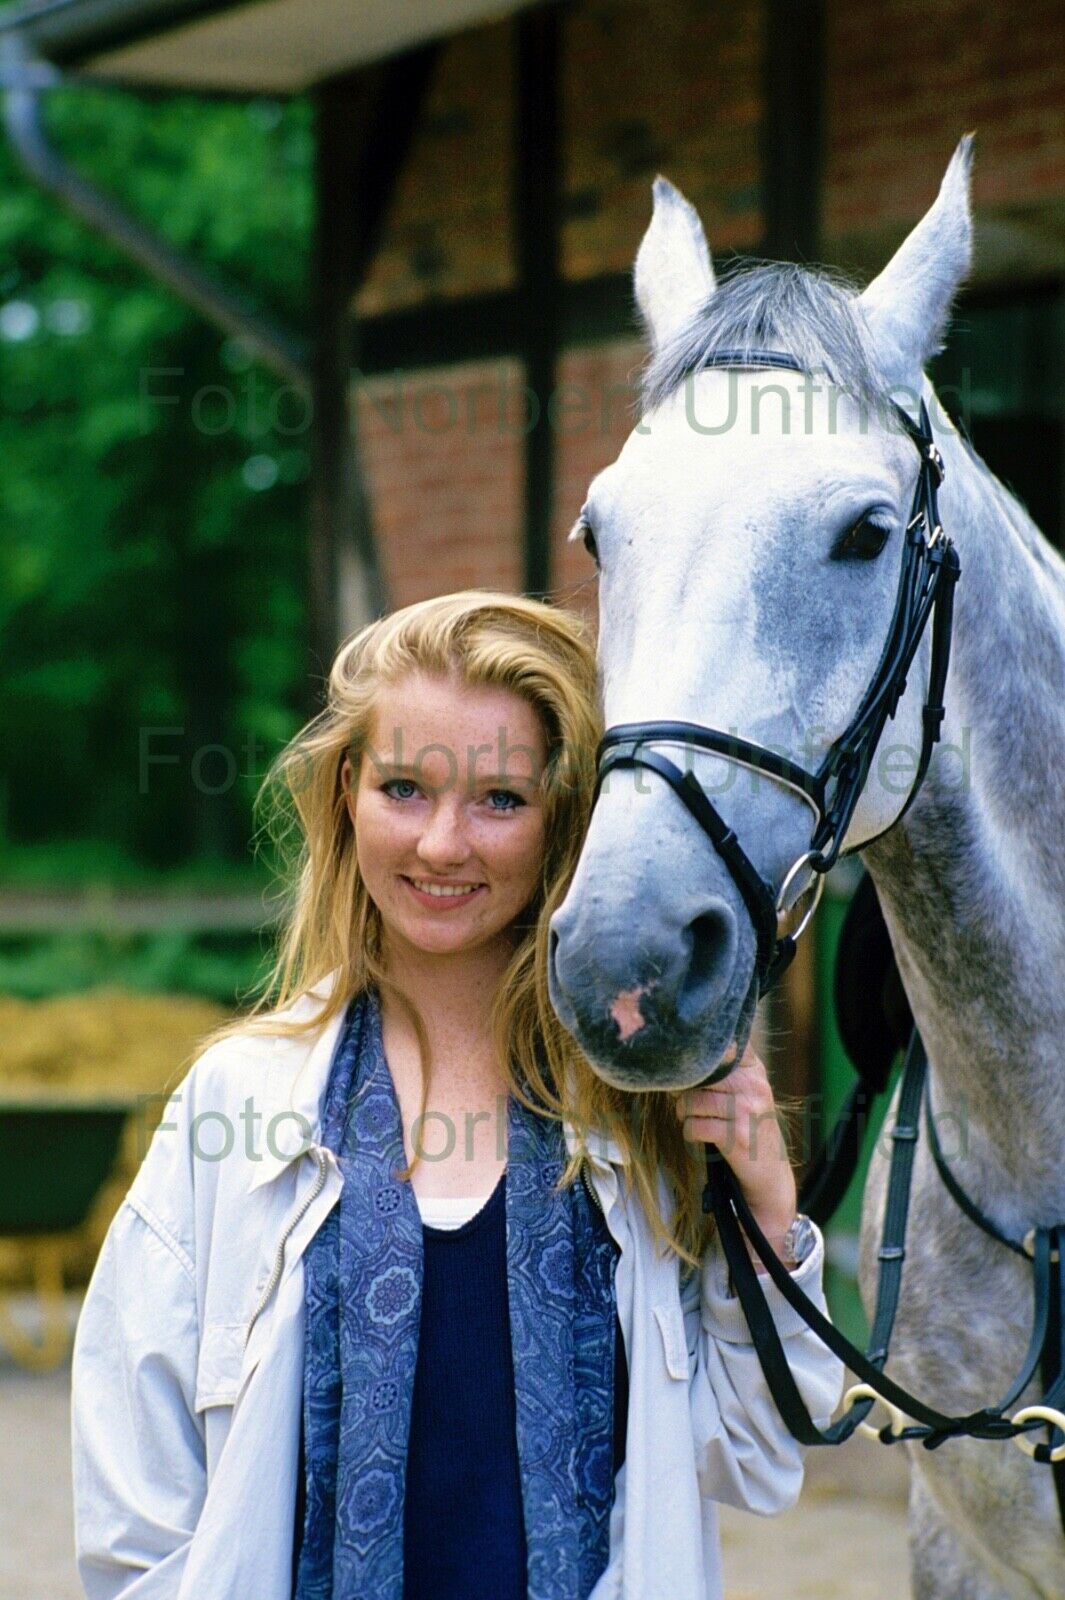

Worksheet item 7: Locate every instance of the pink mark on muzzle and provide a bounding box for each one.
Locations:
[609,985,655,1041]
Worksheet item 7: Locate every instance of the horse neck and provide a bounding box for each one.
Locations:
[865,407,1065,1225]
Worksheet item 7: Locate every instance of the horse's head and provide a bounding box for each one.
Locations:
[550,140,973,1090]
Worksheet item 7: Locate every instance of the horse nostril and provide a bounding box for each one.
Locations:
[677,903,738,1025]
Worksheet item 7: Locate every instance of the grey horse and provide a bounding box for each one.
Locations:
[549,139,1065,1596]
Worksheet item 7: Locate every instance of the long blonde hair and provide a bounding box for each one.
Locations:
[203,591,713,1268]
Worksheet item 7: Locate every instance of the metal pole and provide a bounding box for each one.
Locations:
[1,36,310,388]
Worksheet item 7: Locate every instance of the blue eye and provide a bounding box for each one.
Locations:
[485,789,524,812]
[383,778,420,801]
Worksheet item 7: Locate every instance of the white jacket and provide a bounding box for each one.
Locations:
[71,976,843,1600]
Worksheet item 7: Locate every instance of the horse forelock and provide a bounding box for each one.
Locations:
[640,260,888,416]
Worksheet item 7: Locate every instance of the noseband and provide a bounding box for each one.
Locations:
[593,350,961,994]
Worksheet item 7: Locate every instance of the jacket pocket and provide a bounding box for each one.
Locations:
[652,1300,691,1381]
[194,1320,246,1411]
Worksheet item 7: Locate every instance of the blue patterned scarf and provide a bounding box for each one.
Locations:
[295,991,618,1600]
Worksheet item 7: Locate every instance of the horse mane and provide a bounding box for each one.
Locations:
[640,260,888,414]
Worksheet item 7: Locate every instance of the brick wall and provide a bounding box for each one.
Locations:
[825,0,1065,240]
[356,26,514,316]
[550,342,644,622]
[355,0,1065,315]
[357,361,524,606]
[355,0,763,608]
[353,0,1065,612]
[560,0,764,276]
[357,0,764,317]
[358,342,643,620]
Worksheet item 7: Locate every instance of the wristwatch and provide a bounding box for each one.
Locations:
[782,1213,816,1268]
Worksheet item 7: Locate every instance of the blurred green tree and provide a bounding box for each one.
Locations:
[0,85,315,887]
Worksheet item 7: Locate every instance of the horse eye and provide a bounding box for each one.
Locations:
[834,515,891,561]
[582,523,600,568]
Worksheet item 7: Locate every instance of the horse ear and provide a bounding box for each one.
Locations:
[858,136,974,387]
[634,177,716,354]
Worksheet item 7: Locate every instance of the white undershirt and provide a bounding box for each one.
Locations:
[413,1190,496,1231]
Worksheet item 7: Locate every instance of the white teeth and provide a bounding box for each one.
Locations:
[410,879,479,898]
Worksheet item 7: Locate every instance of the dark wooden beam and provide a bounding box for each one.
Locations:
[337,45,439,292]
[514,5,562,600]
[355,272,639,374]
[310,79,363,691]
[308,46,437,693]
[761,0,825,261]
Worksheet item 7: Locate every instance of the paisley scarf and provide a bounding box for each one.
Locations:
[295,991,618,1600]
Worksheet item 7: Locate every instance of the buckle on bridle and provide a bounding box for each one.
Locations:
[1022,1228,1062,1264]
[925,442,945,486]
[907,511,944,549]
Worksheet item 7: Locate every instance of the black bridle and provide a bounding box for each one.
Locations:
[594,349,962,994]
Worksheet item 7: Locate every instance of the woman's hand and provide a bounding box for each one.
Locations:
[675,1042,797,1270]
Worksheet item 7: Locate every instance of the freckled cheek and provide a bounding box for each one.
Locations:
[477,816,545,902]
[354,802,419,885]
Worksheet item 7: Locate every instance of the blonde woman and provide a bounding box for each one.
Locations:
[72,591,841,1600]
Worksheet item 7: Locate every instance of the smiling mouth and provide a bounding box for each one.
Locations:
[403,876,485,902]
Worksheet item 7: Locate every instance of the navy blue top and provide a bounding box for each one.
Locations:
[292,1171,627,1597]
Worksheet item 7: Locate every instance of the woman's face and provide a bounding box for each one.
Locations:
[343,670,549,964]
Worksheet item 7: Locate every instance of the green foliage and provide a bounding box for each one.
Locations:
[0,926,274,1003]
[0,81,316,916]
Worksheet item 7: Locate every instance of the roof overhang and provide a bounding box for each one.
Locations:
[1,0,541,93]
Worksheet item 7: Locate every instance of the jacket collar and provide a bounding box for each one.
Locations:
[247,968,627,1193]
[248,970,349,1192]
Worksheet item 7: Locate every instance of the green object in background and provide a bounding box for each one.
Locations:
[0,1103,130,1234]
[0,926,273,1002]
[816,877,901,1348]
